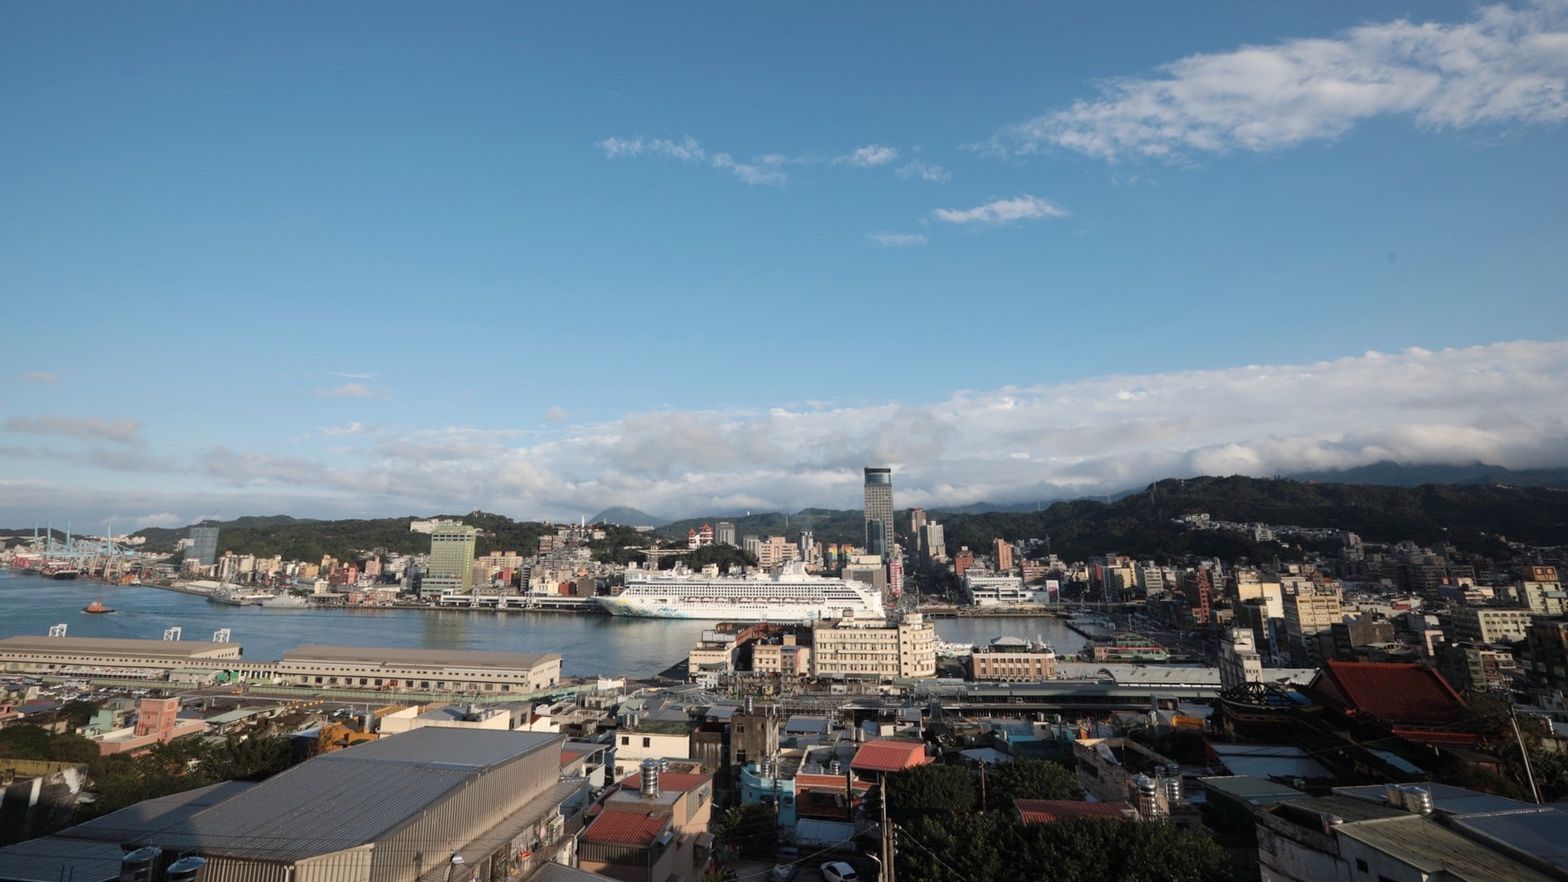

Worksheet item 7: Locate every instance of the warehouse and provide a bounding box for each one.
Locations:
[0,728,586,882]
[0,635,242,676]
[273,644,563,694]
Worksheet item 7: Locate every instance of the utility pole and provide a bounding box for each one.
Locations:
[1511,711,1543,804]
[879,773,896,882]
[979,761,988,810]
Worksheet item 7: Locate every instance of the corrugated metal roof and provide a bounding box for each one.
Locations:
[1450,807,1568,874]
[320,728,558,768]
[0,836,124,882]
[1333,782,1533,816]
[1198,775,1304,806]
[138,730,559,861]
[282,644,559,669]
[1210,744,1333,782]
[532,863,619,882]
[0,635,236,658]
[1338,815,1556,882]
[61,780,257,841]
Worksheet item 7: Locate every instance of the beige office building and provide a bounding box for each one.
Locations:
[811,613,935,680]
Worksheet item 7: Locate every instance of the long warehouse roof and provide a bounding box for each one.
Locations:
[0,635,239,658]
[281,644,560,669]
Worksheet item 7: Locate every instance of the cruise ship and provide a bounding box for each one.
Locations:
[598,562,885,622]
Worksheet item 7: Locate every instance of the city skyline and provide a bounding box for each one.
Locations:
[3,3,1567,527]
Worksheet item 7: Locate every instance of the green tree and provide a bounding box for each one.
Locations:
[57,700,100,730]
[984,759,1080,809]
[713,804,777,860]
[885,765,976,826]
[896,815,1228,882]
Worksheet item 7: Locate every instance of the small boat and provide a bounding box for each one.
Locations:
[82,599,114,614]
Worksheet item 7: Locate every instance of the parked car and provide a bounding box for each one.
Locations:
[821,862,860,882]
[769,863,799,881]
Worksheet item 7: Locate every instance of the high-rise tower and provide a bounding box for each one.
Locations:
[863,467,894,558]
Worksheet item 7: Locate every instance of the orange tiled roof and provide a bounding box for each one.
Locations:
[582,810,671,847]
[850,740,930,773]
[1015,799,1132,824]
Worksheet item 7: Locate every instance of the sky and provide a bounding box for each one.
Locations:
[2,2,1567,529]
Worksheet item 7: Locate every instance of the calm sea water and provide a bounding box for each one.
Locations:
[0,571,1081,677]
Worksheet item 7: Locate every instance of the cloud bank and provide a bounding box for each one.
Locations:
[988,1,1568,161]
[5,340,1565,525]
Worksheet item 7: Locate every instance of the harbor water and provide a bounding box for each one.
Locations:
[0,571,1082,678]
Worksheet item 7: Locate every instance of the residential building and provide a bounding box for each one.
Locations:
[1283,584,1343,666]
[751,634,810,676]
[954,547,975,577]
[908,508,927,554]
[1220,628,1263,690]
[811,613,936,680]
[968,636,1056,681]
[714,521,736,546]
[1436,642,1518,694]
[919,521,946,563]
[1512,571,1568,615]
[579,762,714,882]
[755,535,799,569]
[1448,606,1533,645]
[1523,618,1568,690]
[425,522,478,594]
[863,467,894,557]
[993,538,1014,574]
[612,719,696,780]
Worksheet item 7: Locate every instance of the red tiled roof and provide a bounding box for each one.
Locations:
[1309,660,1480,745]
[1015,799,1133,824]
[582,810,671,847]
[561,750,584,766]
[851,740,930,773]
[620,771,711,794]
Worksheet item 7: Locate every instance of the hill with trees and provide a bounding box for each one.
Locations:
[110,475,1568,565]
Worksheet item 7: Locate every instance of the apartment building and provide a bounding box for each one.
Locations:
[810,614,936,680]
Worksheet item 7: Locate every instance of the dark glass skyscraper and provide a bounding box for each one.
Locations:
[863,467,893,557]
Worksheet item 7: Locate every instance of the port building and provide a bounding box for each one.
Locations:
[0,728,587,882]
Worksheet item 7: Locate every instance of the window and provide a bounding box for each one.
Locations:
[1355,859,1368,873]
[643,737,651,748]
[621,735,629,746]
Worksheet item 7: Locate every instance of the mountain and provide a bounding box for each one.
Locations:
[128,511,556,561]
[1289,460,1568,488]
[657,509,867,545]
[589,506,668,527]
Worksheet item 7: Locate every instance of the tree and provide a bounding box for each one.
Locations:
[713,804,777,860]
[885,765,976,826]
[895,815,1228,882]
[57,700,100,730]
[984,759,1080,809]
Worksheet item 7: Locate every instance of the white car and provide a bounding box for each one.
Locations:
[820,862,860,882]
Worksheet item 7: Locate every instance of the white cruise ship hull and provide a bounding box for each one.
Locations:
[597,593,880,622]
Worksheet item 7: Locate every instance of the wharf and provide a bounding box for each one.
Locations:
[916,605,1069,618]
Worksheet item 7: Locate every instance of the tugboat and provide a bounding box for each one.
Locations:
[81,598,115,614]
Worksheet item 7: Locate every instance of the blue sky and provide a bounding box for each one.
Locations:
[3,2,1567,527]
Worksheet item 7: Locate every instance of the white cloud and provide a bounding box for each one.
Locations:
[987,2,1568,161]
[331,371,376,380]
[318,383,374,399]
[709,152,790,186]
[4,415,141,443]
[21,371,58,383]
[838,144,899,167]
[322,421,373,437]
[932,195,1067,225]
[545,406,569,423]
[598,135,707,162]
[896,160,951,183]
[44,339,1555,524]
[126,512,182,529]
[867,232,929,248]
[599,135,790,185]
